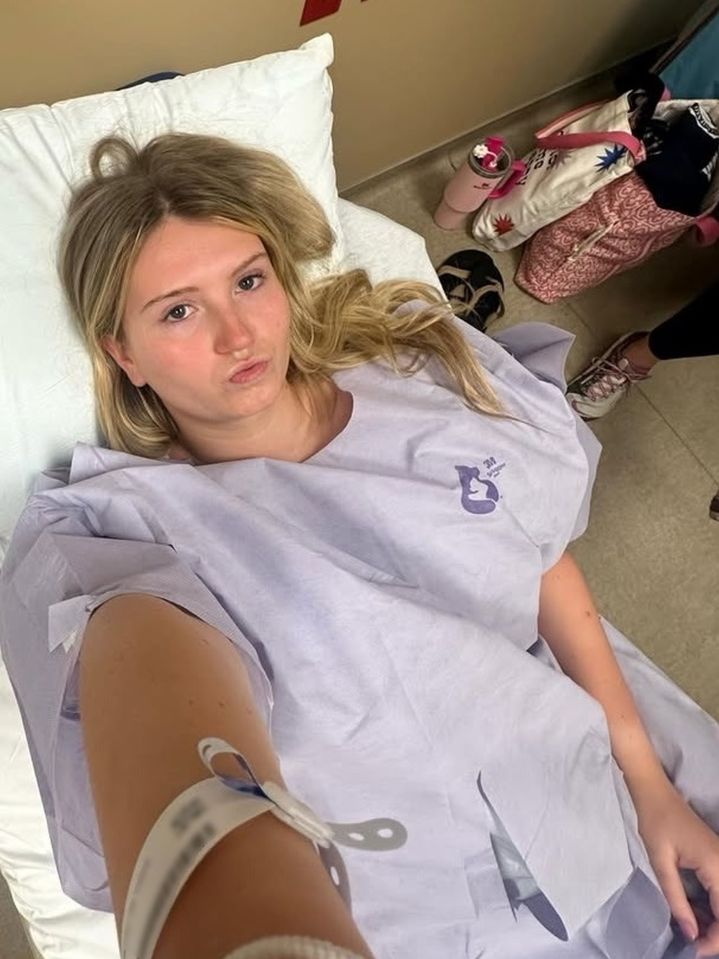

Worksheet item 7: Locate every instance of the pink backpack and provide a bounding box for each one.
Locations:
[516,99,719,303]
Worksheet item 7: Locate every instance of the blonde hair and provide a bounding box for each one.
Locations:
[59,133,502,458]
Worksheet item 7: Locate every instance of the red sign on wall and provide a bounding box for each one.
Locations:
[300,0,367,26]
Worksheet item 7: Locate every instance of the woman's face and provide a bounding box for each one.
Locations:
[104,216,293,432]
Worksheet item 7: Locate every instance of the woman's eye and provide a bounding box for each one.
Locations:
[164,304,190,322]
[162,272,264,322]
[237,272,264,292]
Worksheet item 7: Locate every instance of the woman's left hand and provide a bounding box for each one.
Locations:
[633,776,719,957]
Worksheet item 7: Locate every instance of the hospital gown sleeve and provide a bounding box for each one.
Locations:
[0,493,272,911]
[461,317,603,571]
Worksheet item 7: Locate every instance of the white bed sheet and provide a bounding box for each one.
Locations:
[0,200,441,959]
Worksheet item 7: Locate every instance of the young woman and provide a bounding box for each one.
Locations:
[1,133,718,959]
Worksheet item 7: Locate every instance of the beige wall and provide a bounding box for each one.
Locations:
[2,0,702,190]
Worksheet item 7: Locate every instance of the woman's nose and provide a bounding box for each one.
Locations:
[212,304,254,354]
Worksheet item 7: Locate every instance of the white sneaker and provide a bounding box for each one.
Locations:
[566,332,652,420]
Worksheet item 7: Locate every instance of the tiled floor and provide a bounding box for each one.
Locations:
[4,76,719,959]
[345,91,719,722]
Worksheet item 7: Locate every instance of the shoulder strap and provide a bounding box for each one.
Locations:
[537,129,644,157]
[535,99,644,158]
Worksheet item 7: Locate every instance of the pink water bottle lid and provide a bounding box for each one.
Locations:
[473,136,505,170]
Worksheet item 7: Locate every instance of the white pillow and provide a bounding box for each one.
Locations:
[0,33,344,563]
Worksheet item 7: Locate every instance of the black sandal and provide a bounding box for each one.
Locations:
[436,249,505,333]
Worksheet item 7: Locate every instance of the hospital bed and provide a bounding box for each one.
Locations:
[3,32,719,959]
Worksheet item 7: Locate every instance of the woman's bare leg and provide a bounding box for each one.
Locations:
[80,593,372,959]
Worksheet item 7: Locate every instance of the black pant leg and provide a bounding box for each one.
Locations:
[648,279,719,360]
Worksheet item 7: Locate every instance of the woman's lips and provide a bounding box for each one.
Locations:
[229,360,269,384]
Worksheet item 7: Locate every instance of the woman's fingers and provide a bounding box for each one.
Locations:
[694,867,719,956]
[652,853,698,944]
[711,884,719,934]
[700,870,719,930]
[695,918,719,958]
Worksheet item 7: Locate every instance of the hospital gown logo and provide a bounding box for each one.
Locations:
[455,464,500,515]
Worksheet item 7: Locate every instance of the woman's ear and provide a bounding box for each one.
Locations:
[101,334,147,387]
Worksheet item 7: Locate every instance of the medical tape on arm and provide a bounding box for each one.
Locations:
[119,737,347,959]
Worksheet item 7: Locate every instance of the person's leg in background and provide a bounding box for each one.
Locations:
[626,280,719,369]
[566,280,719,520]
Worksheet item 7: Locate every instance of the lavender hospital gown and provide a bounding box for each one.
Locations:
[1,317,718,959]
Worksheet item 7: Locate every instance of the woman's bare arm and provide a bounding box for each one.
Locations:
[537,551,665,792]
[80,593,372,959]
[538,552,719,954]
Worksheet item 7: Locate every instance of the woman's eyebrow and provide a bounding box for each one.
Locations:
[140,252,268,312]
